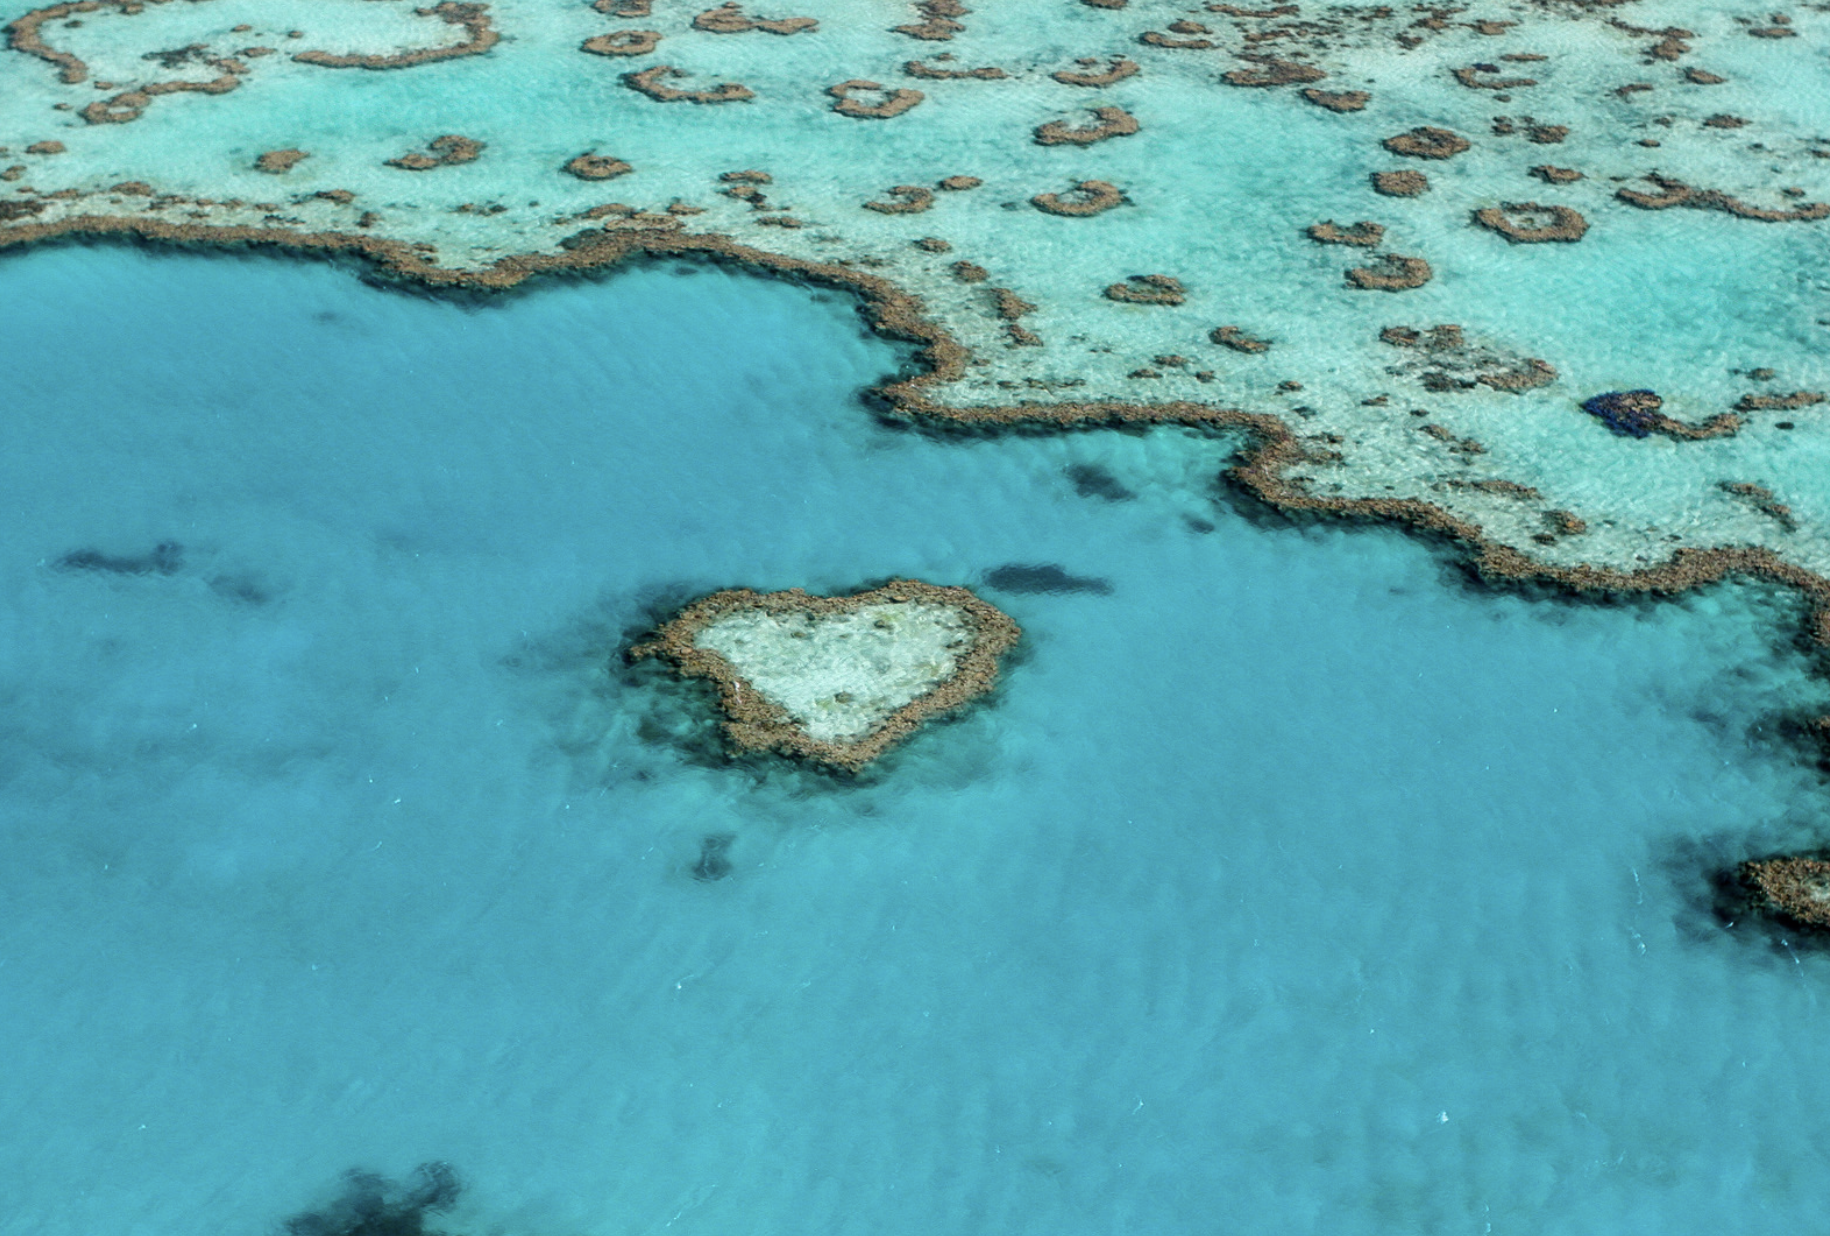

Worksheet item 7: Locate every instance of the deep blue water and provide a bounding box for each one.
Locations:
[4,243,1830,1235]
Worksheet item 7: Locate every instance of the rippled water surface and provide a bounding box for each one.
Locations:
[4,245,1830,1235]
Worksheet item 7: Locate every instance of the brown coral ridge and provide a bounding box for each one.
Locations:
[565,153,633,180]
[1383,126,1470,158]
[625,64,754,102]
[83,63,245,125]
[1721,481,1797,531]
[628,580,1020,773]
[1140,29,1215,49]
[6,0,99,84]
[894,0,968,40]
[937,175,981,191]
[255,149,309,174]
[1307,219,1384,246]
[904,58,1005,79]
[1302,88,1369,111]
[990,287,1042,346]
[693,3,817,34]
[828,80,924,118]
[1739,856,1830,930]
[1738,390,1824,411]
[1617,174,1830,221]
[16,212,1830,677]
[1346,254,1431,290]
[1223,55,1325,86]
[1104,274,1185,305]
[1531,165,1582,183]
[1474,202,1588,243]
[1453,64,1536,89]
[1212,325,1270,352]
[583,29,662,55]
[1053,57,1139,87]
[864,185,934,214]
[1034,107,1140,146]
[1372,169,1429,196]
[1031,180,1125,216]
[294,2,500,69]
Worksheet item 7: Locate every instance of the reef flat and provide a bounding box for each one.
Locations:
[631,580,1019,770]
[6,0,1830,601]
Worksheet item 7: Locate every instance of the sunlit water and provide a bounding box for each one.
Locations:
[3,244,1830,1235]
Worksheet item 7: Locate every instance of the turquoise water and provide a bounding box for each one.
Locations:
[5,244,1830,1234]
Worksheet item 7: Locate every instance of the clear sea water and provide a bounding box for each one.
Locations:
[5,242,1830,1235]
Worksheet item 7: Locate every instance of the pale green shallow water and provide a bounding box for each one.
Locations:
[3,243,1830,1236]
[7,0,1830,572]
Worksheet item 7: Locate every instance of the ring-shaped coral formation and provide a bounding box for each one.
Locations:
[1031,180,1125,216]
[1034,106,1139,145]
[828,80,925,118]
[1474,202,1588,242]
[583,29,662,55]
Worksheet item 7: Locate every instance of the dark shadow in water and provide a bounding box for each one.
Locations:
[1065,463,1135,502]
[1659,834,1830,959]
[283,1163,460,1236]
[55,541,182,576]
[983,564,1113,595]
[693,833,736,881]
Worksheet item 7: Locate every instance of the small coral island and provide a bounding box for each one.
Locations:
[1738,854,1830,932]
[630,579,1019,771]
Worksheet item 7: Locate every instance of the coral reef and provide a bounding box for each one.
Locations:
[1531,165,1582,183]
[1473,202,1588,242]
[294,2,499,69]
[1383,126,1470,158]
[1307,220,1384,246]
[386,135,484,170]
[1302,88,1369,111]
[828,80,924,118]
[1223,55,1326,86]
[1380,323,1557,391]
[1104,274,1185,305]
[1212,325,1270,352]
[864,184,934,213]
[905,57,1005,79]
[1580,390,1740,440]
[1034,107,1139,145]
[1739,856,1830,930]
[583,29,662,55]
[629,580,1019,772]
[1053,57,1139,86]
[565,153,633,180]
[1371,170,1429,196]
[692,3,817,34]
[625,64,754,102]
[894,0,968,40]
[1617,175,1830,221]
[1031,180,1124,216]
[1346,254,1432,290]
[255,149,309,174]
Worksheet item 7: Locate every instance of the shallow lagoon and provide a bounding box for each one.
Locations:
[3,244,1830,1234]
